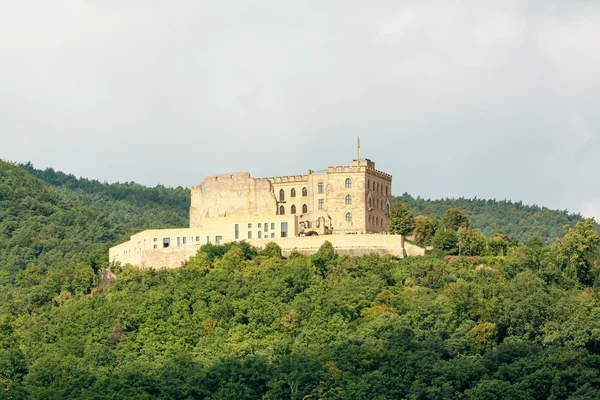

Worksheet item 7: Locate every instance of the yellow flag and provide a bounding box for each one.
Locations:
[357,137,361,159]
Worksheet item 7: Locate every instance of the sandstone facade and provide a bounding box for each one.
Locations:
[109,159,425,268]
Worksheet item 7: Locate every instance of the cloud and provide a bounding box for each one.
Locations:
[0,0,599,217]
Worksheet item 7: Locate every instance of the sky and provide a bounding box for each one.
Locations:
[1,1,599,219]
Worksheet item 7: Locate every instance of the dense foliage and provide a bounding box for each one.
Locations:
[2,237,600,398]
[394,193,589,244]
[4,161,600,398]
[20,162,190,236]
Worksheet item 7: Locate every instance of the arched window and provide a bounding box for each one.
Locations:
[291,205,296,214]
[386,186,388,196]
[386,203,390,215]
[368,197,372,209]
[291,188,296,197]
[376,217,379,226]
[279,189,285,202]
[345,195,352,205]
[302,204,308,213]
[377,183,380,193]
[302,187,307,196]
[367,180,370,190]
[346,213,352,222]
[279,205,285,215]
[345,178,351,188]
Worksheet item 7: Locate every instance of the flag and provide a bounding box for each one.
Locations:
[357,137,361,159]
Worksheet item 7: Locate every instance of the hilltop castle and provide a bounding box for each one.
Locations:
[110,159,424,268]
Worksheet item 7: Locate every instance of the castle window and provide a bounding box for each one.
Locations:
[176,237,181,246]
[183,237,187,245]
[258,223,262,228]
[271,223,275,230]
[265,223,268,232]
[345,178,351,188]
[195,236,200,242]
[386,203,390,215]
[153,238,157,242]
[302,204,308,213]
[153,244,157,249]
[291,188,296,197]
[376,217,379,226]
[258,231,262,239]
[279,189,285,201]
[345,195,352,205]
[280,205,285,215]
[302,187,307,196]
[248,231,252,239]
[346,213,352,222]
[248,223,252,229]
[368,197,372,209]
[291,205,296,214]
[318,199,324,209]
[281,222,288,238]
[377,183,380,193]
[163,238,170,248]
[367,179,370,189]
[216,235,222,244]
[271,232,275,238]
[386,186,388,196]
[318,182,324,193]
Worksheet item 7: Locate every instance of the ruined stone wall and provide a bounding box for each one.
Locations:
[190,172,277,228]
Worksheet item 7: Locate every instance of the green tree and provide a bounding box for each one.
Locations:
[389,203,415,235]
[413,216,436,246]
[557,219,600,286]
[458,228,487,256]
[432,229,459,255]
[260,242,283,258]
[488,233,510,256]
[442,208,470,231]
[310,241,337,278]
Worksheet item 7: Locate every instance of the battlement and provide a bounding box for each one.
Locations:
[260,175,310,183]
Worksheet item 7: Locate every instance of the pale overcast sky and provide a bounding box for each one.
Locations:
[1,1,599,218]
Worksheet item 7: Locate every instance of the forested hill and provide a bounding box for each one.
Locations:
[20,162,190,235]
[0,161,189,285]
[394,193,588,244]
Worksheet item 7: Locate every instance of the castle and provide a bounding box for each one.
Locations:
[109,159,424,268]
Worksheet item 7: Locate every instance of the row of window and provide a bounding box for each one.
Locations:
[278,179,354,201]
[278,204,310,215]
[235,222,289,239]
[367,179,389,196]
[369,214,385,227]
[367,197,390,214]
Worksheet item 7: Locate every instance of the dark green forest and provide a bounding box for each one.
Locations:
[394,193,587,244]
[2,160,600,399]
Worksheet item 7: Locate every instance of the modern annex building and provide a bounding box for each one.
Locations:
[110,159,424,268]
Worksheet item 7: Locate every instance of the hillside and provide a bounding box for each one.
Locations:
[20,162,189,237]
[2,161,600,397]
[394,193,587,244]
[0,161,188,285]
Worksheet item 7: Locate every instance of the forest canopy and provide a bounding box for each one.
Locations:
[2,161,600,399]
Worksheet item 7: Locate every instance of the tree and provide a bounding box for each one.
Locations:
[389,203,415,235]
[442,208,470,231]
[413,216,436,246]
[260,242,283,258]
[457,228,487,256]
[310,241,337,278]
[557,219,600,286]
[488,233,510,256]
[432,229,459,255]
